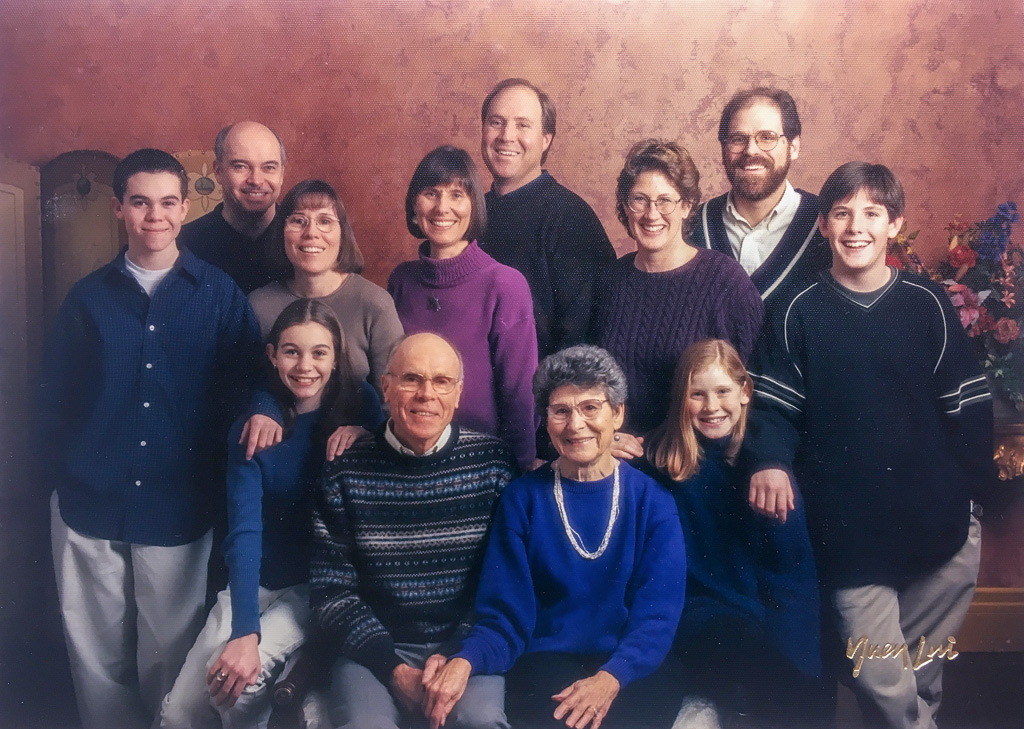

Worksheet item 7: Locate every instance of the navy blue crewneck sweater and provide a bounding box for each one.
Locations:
[649,434,821,677]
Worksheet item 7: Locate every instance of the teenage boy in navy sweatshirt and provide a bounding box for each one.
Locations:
[41,149,265,729]
[748,162,992,729]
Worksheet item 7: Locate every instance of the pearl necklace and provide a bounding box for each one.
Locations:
[552,460,620,560]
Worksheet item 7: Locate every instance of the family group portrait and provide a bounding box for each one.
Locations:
[0,1,1022,729]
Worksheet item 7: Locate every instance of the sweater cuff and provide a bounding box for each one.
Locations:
[599,657,635,689]
[228,586,262,643]
[359,638,404,686]
[229,621,262,643]
[449,644,484,676]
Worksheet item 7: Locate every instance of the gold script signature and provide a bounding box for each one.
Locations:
[846,635,959,678]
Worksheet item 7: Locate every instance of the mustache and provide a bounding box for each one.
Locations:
[733,153,775,170]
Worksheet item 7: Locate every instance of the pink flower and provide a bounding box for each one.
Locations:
[947,283,982,328]
[960,307,980,329]
[995,318,1020,344]
[947,283,980,307]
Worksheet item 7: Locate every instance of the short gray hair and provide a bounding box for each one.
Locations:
[533,345,627,413]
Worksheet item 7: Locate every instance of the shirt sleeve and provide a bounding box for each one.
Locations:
[490,273,539,469]
[745,307,806,472]
[451,487,536,676]
[364,288,405,398]
[599,489,686,687]
[39,287,100,486]
[547,202,616,352]
[929,285,996,500]
[310,471,402,684]
[223,419,265,641]
[214,284,274,424]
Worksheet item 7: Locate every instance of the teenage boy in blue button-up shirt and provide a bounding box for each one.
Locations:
[41,149,265,729]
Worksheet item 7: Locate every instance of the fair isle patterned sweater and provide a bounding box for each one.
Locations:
[310,423,517,683]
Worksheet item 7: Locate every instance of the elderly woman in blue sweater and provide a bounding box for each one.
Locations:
[421,345,685,729]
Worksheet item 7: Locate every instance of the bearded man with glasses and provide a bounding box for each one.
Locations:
[311,332,517,729]
[691,88,831,308]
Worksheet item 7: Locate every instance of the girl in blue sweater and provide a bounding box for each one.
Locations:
[160,299,380,729]
[644,339,822,729]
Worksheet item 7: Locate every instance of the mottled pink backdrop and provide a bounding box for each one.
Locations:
[2,0,1024,615]
[2,0,1023,285]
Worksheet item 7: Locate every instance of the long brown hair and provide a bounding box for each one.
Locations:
[266,298,363,439]
[646,339,751,482]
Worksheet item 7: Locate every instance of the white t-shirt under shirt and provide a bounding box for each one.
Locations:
[124,254,175,297]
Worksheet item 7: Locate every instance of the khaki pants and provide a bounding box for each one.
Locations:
[327,643,508,729]
[51,491,211,729]
[158,584,310,729]
[832,515,981,729]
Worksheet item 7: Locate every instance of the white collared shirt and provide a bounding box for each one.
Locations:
[724,181,802,275]
[384,419,452,457]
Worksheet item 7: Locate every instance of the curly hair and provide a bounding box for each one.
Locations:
[533,345,628,415]
[615,139,701,238]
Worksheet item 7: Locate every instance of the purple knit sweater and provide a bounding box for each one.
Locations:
[388,241,538,468]
[595,249,765,435]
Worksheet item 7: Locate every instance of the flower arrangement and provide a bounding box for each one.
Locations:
[888,202,1024,410]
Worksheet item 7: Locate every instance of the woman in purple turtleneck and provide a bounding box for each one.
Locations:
[388,146,538,470]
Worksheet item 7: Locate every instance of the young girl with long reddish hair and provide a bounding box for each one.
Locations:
[645,339,823,728]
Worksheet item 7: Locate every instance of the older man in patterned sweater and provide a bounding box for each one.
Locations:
[311,332,517,729]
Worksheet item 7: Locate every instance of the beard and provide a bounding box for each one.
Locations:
[725,150,791,202]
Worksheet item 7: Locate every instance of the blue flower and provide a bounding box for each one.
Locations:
[976,202,1018,261]
[976,229,1007,261]
[997,202,1019,223]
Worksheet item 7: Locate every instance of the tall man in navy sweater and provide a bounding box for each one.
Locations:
[691,88,831,309]
[312,333,516,729]
[478,78,616,360]
[178,120,286,294]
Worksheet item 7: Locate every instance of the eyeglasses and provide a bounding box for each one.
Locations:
[546,399,608,423]
[285,214,340,233]
[386,371,460,395]
[627,194,683,216]
[723,131,786,153]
